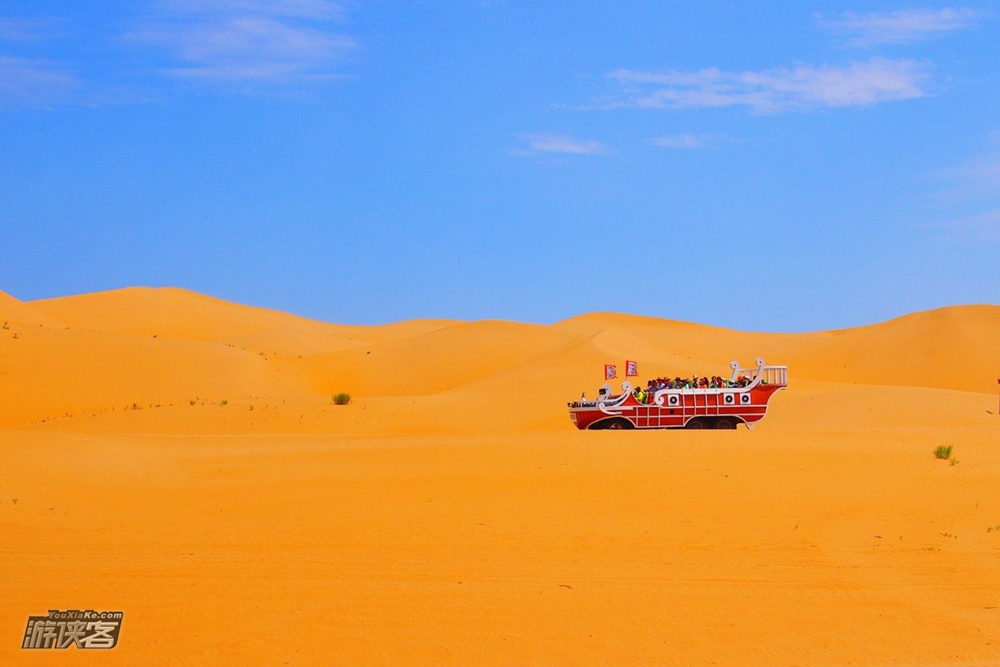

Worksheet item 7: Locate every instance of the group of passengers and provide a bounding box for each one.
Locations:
[631,374,751,404]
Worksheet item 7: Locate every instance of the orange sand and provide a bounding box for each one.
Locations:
[2,287,999,665]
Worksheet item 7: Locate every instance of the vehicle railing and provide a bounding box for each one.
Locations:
[731,358,788,388]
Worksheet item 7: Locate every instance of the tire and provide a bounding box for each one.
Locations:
[589,417,635,430]
[685,418,706,430]
[715,418,736,430]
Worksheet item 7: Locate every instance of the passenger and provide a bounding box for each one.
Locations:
[628,371,761,391]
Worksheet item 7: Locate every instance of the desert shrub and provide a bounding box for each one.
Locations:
[934,445,953,460]
[332,393,352,406]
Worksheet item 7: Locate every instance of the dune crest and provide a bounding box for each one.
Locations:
[2,286,998,430]
[0,289,64,328]
[31,286,341,343]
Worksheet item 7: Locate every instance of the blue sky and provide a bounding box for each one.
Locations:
[1,1,997,332]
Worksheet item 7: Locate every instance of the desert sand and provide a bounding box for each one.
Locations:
[2,286,999,665]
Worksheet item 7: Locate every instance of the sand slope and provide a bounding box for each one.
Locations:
[2,287,999,666]
[556,306,1000,393]
[5,288,998,431]
[0,289,64,328]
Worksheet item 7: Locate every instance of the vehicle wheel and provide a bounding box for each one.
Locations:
[685,418,706,430]
[716,418,736,430]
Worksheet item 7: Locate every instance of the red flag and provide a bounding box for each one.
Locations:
[604,364,617,380]
[626,360,638,377]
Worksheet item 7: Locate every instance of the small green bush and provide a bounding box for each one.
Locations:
[933,445,953,460]
[332,393,352,406]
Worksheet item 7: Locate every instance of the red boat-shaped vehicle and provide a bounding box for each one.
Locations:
[568,358,787,430]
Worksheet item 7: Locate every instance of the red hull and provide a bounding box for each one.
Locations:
[568,359,787,430]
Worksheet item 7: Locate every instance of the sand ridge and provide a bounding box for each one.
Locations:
[0,289,65,328]
[5,288,998,431]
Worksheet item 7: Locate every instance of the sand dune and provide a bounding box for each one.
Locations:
[765,306,1000,394]
[0,289,64,328]
[556,307,1000,393]
[5,288,999,429]
[2,287,999,666]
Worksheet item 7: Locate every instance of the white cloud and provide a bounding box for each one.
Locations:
[0,2,357,105]
[607,58,931,113]
[0,56,77,107]
[164,0,345,20]
[0,17,77,107]
[936,154,1000,200]
[131,0,357,86]
[927,148,1000,241]
[514,133,607,156]
[931,209,1000,241]
[0,18,64,42]
[817,7,987,47]
[651,134,715,149]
